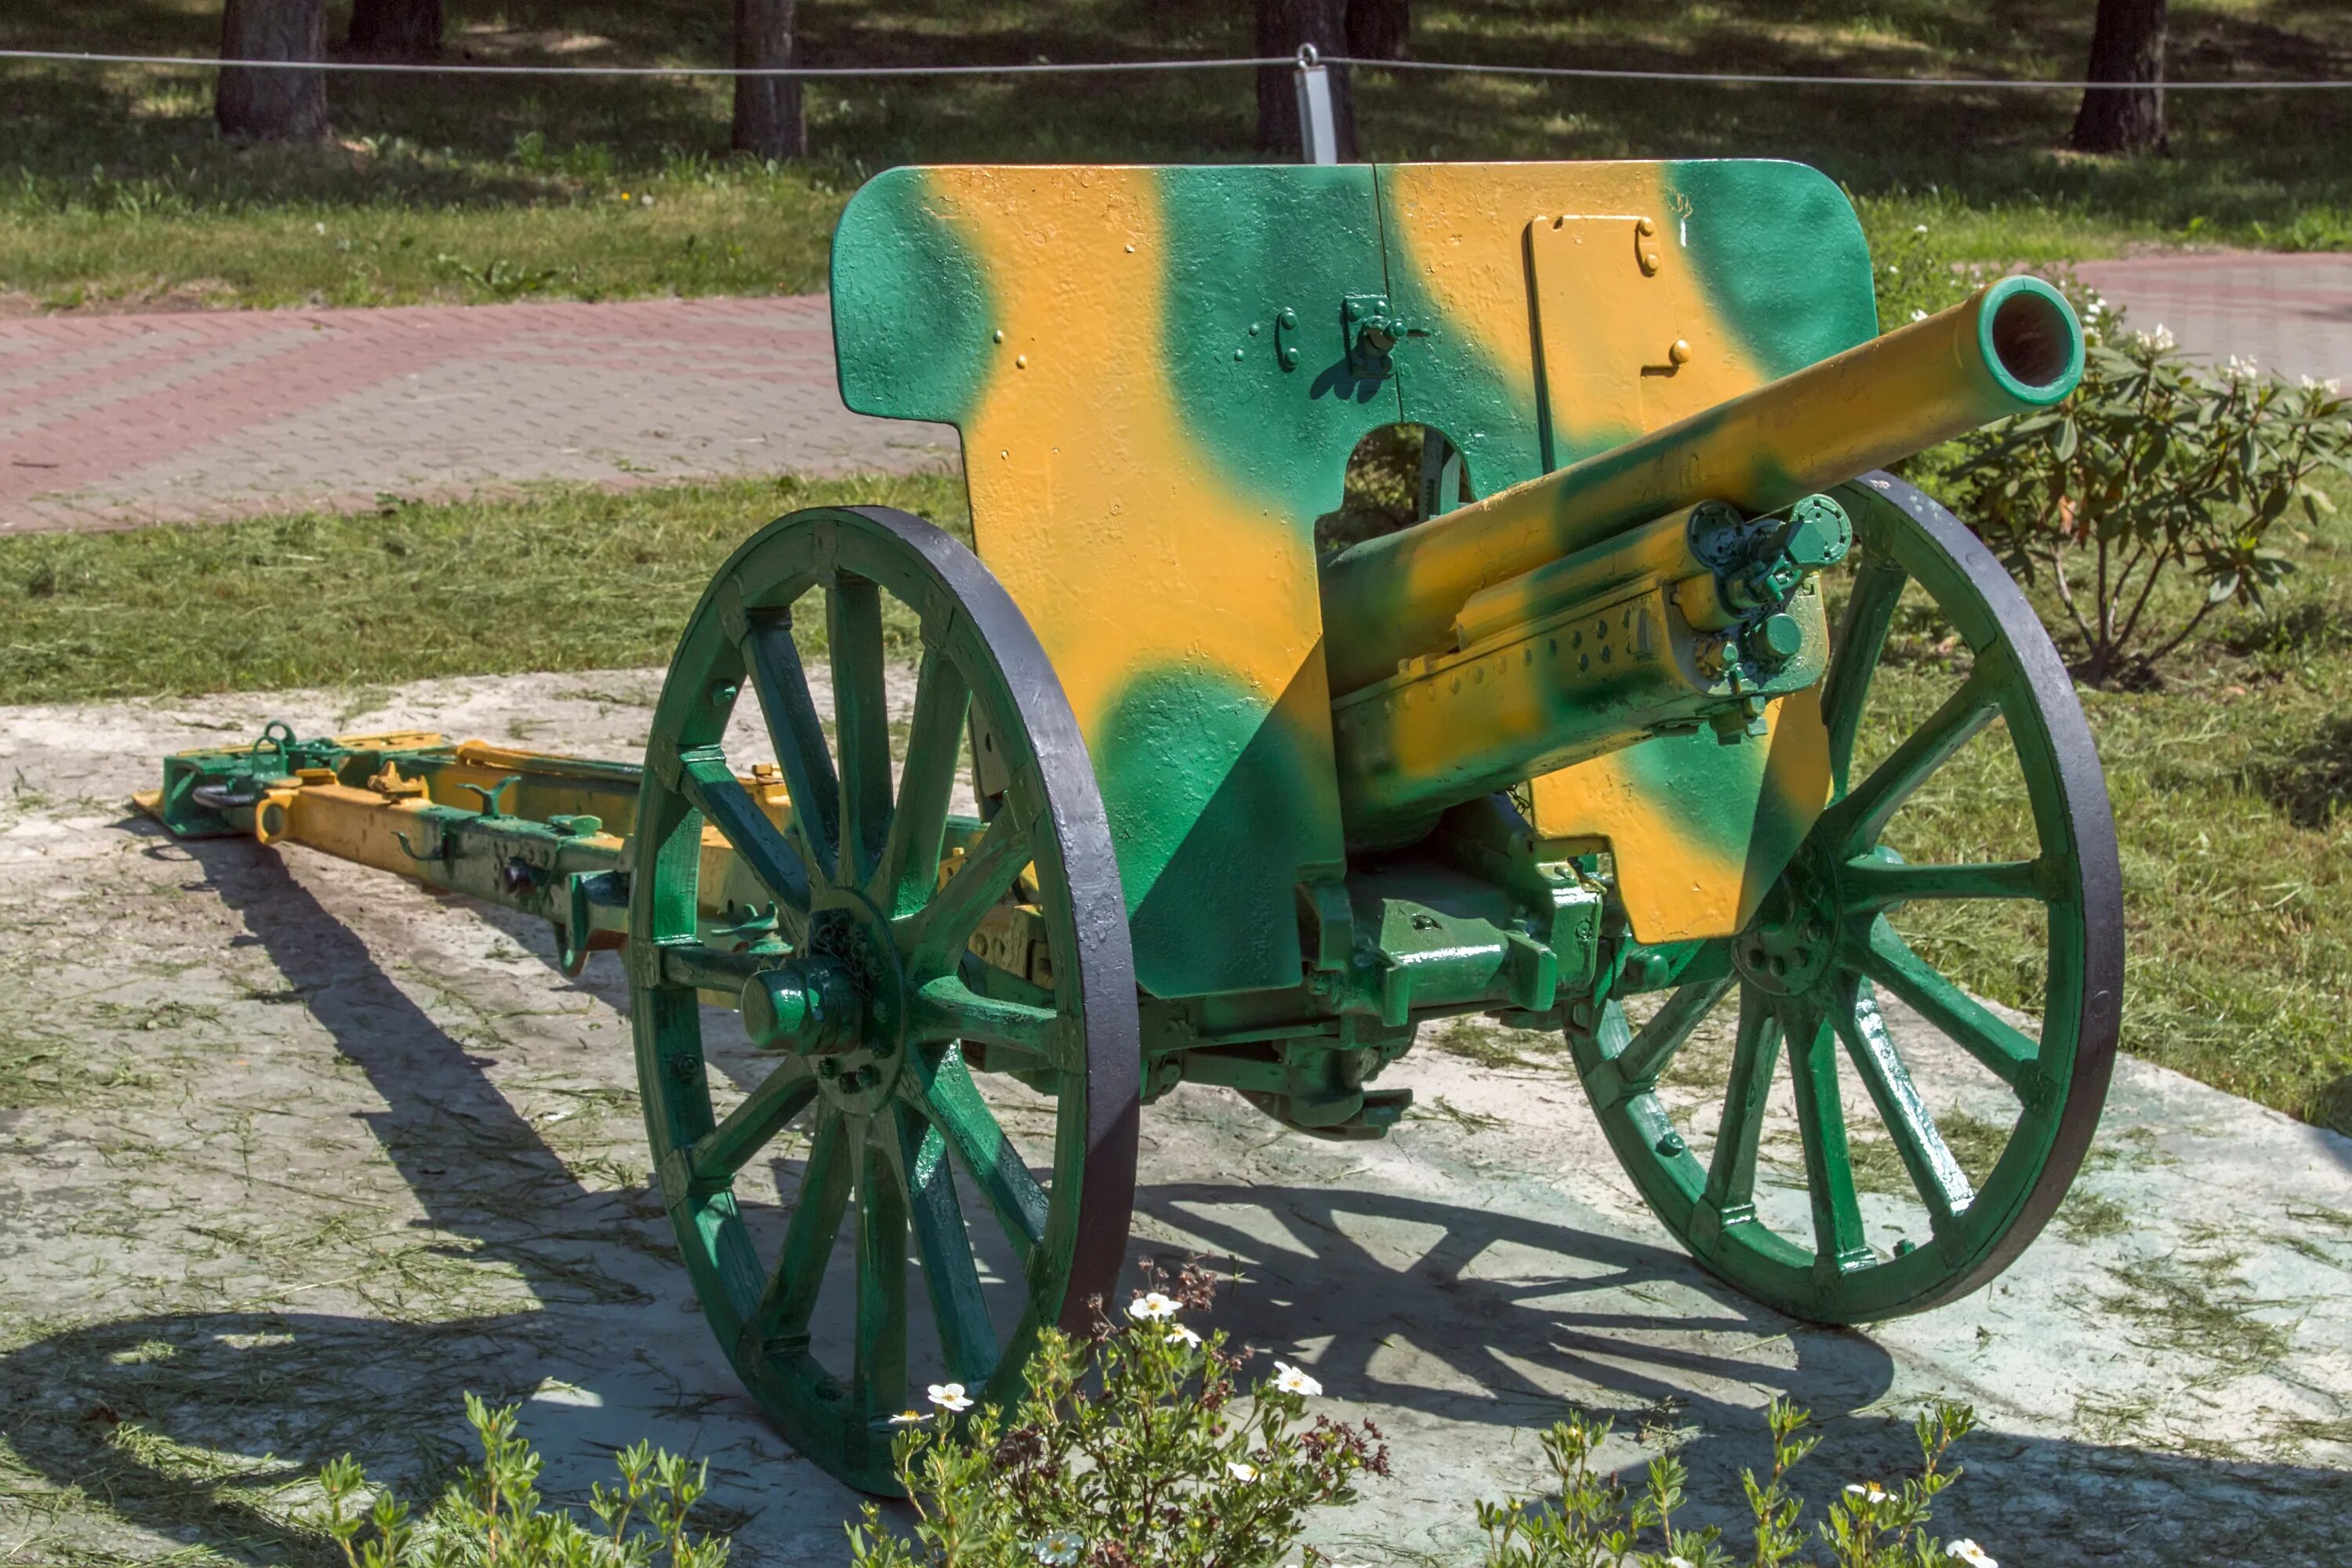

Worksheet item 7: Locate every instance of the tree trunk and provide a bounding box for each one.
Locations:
[1255,0,1356,161]
[732,0,805,161]
[1345,0,1410,63]
[218,0,328,142]
[347,0,442,59]
[2071,0,2168,155]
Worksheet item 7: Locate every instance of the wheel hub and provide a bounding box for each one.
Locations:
[738,886,909,1114]
[1733,853,1842,997]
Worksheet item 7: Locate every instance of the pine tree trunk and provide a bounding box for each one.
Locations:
[347,0,442,58]
[218,0,328,142]
[2071,0,2168,155]
[1345,0,1410,63]
[732,0,805,161]
[1255,0,1356,160]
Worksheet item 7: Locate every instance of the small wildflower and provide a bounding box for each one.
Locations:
[1167,1323,1203,1348]
[1227,1460,1260,1483]
[314,222,326,235]
[1127,1290,1180,1321]
[1910,308,1929,322]
[1273,1361,1323,1397]
[620,191,632,201]
[1887,263,1900,274]
[2224,353,2259,381]
[887,1409,928,1426]
[926,1381,973,1413]
[1668,1557,1696,1568]
[1033,1530,1084,1566]
[1913,223,1929,234]
[1947,1541,1997,1568]
[1845,1479,1889,1504]
[2135,323,2176,351]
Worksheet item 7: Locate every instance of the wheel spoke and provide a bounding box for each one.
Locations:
[907,1046,1050,1260]
[1819,665,2000,854]
[1832,978,1974,1231]
[1852,918,2040,1096]
[1783,1003,1872,1272]
[888,1101,1000,1384]
[1611,963,1733,1093]
[902,810,1032,972]
[873,648,971,918]
[1840,855,2052,913]
[742,608,841,881]
[677,748,811,915]
[910,975,1063,1071]
[851,1123,909,1422]
[1821,559,1909,794]
[829,573,893,888]
[690,1058,818,1184]
[751,1108,854,1343]
[1700,985,1784,1220]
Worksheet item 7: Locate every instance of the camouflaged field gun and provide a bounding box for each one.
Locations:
[145,161,2121,1493]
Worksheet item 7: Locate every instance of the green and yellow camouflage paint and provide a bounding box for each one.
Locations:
[830,161,2075,971]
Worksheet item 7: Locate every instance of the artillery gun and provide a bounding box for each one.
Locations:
[143,160,2118,1492]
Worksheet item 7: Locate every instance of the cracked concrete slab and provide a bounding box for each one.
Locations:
[0,673,2347,1566]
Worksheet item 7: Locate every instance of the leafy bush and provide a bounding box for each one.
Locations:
[844,1261,1389,1568]
[1476,1397,1983,1568]
[1950,319,2352,686]
[315,1392,730,1568]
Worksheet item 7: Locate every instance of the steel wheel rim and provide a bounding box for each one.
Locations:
[1570,473,2122,1323]
[629,506,1139,1492]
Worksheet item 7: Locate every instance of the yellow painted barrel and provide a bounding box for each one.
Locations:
[1318,276,2084,695]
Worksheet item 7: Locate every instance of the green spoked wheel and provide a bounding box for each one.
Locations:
[1568,473,2122,1323]
[629,506,1140,1494]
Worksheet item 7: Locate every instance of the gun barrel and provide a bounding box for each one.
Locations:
[1318,276,2084,695]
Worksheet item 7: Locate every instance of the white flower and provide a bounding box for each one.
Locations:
[1167,1323,1203,1348]
[1226,1460,1259,1483]
[1913,223,1929,234]
[2299,374,2343,396]
[1910,308,1929,322]
[2135,324,2176,351]
[1668,1558,1695,1568]
[2224,353,2259,381]
[1845,1479,1889,1504]
[926,1381,974,1413]
[887,1408,929,1426]
[1272,1360,1322,1397]
[1947,1541,1997,1568]
[1126,1291,1179,1321]
[1887,263,1900,274]
[1033,1530,1085,1566]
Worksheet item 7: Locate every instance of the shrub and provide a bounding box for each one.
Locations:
[1949,321,2352,686]
[1476,1397,1982,1568]
[314,1392,730,1568]
[844,1261,1389,1568]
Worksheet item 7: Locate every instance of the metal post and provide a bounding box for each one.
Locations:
[1293,43,1338,165]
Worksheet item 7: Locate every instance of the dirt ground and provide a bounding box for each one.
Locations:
[2,671,2349,1566]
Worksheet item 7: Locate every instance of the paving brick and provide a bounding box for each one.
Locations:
[2076,252,2352,385]
[0,296,959,535]
[4,258,2345,536]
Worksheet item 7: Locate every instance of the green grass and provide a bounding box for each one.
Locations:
[4,0,2351,311]
[0,474,966,700]
[8,464,2352,1138]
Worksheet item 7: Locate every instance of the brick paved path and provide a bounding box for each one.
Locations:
[0,296,957,535]
[2077,252,2352,385]
[3,255,2347,535]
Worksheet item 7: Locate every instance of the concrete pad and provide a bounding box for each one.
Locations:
[1,673,2347,1566]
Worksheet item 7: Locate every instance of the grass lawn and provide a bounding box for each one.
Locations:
[3,0,2351,311]
[3,465,2350,1138]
